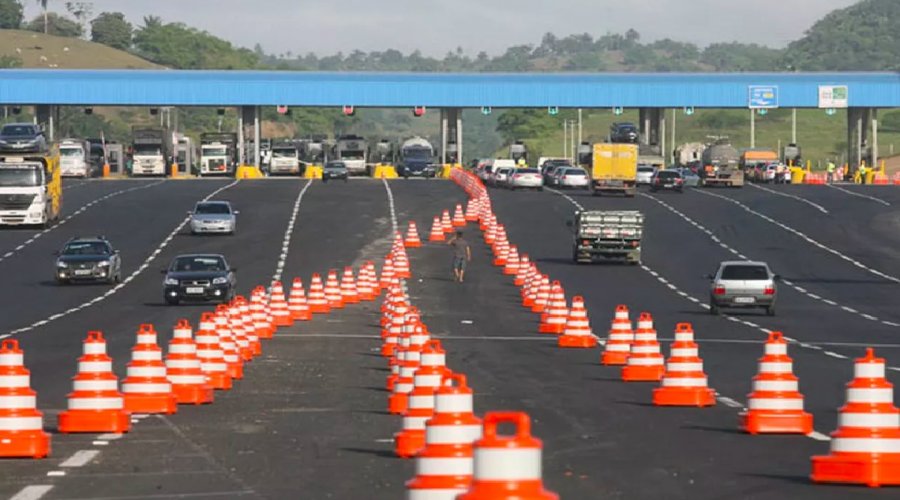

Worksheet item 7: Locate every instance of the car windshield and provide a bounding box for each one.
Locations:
[518,169,540,174]
[60,147,84,157]
[638,167,655,173]
[195,203,230,215]
[202,147,228,156]
[0,166,42,187]
[63,241,110,255]
[563,169,587,176]
[171,256,226,272]
[272,148,296,158]
[658,171,680,178]
[1,125,35,137]
[134,145,161,155]
[721,265,769,280]
[325,162,346,170]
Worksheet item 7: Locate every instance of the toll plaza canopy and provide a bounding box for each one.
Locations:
[1,69,899,108]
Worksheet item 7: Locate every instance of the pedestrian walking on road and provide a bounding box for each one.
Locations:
[826,161,836,184]
[447,231,471,283]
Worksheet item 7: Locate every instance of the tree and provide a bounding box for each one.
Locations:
[65,1,92,37]
[0,0,24,29]
[34,0,46,33]
[0,55,22,68]
[24,12,82,37]
[133,18,258,69]
[90,11,131,50]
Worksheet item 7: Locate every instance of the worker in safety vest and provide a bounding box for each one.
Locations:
[858,164,867,184]
[826,161,836,184]
[517,158,527,168]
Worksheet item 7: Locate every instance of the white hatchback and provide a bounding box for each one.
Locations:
[508,168,544,191]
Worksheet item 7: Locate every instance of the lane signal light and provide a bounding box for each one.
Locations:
[277,105,289,115]
[548,106,559,116]
[342,105,355,116]
[413,106,426,117]
[684,106,695,116]
[481,106,492,115]
[613,106,624,116]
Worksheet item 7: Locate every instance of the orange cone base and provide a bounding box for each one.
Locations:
[523,298,535,308]
[207,372,233,390]
[558,335,598,348]
[538,324,565,334]
[290,311,312,321]
[273,315,293,327]
[621,365,665,382]
[124,393,178,414]
[601,351,630,365]
[310,305,331,314]
[429,235,445,242]
[405,241,422,248]
[388,392,409,415]
[240,349,253,361]
[812,453,900,487]
[502,268,518,276]
[452,221,466,227]
[386,374,399,391]
[458,481,558,500]
[251,341,262,356]
[58,409,131,434]
[394,429,426,458]
[381,343,397,357]
[257,328,274,340]
[397,271,412,279]
[343,296,360,304]
[492,258,507,266]
[653,387,716,407]
[227,363,244,380]
[513,278,526,286]
[531,305,546,314]
[172,384,214,405]
[0,430,50,458]
[740,410,813,434]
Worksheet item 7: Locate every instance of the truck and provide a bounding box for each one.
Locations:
[783,143,802,167]
[397,137,436,178]
[333,134,368,175]
[576,142,593,167]
[0,154,62,227]
[58,139,93,178]
[199,132,238,176]
[674,142,706,170]
[174,135,197,175]
[300,135,327,167]
[131,127,172,176]
[700,141,743,187]
[568,210,643,265]
[269,141,301,175]
[509,141,528,164]
[590,143,638,197]
[741,149,779,181]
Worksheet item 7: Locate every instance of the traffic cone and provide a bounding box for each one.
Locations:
[740,331,813,434]
[121,324,178,414]
[557,296,598,348]
[195,312,232,390]
[288,278,312,321]
[0,339,50,457]
[452,204,466,227]
[382,295,408,357]
[340,267,360,304]
[531,276,551,313]
[325,269,344,309]
[357,263,376,301]
[250,286,275,338]
[429,216,446,243]
[406,374,482,500]
[492,241,509,267]
[458,412,558,500]
[538,281,568,334]
[405,221,423,248]
[484,220,497,245]
[465,198,479,222]
[380,259,396,290]
[389,325,428,414]
[502,246,520,276]
[601,305,633,366]
[216,305,245,377]
[58,331,130,434]
[387,310,420,391]
[513,254,531,286]
[653,323,715,407]
[394,248,412,279]
[395,340,448,458]
[234,296,260,357]
[621,313,665,381]
[812,348,900,487]
[521,266,540,308]
[307,273,330,314]
[268,281,293,327]
[165,320,214,405]
[441,209,453,233]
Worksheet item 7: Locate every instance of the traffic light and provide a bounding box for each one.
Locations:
[277,105,289,115]
[684,106,695,116]
[548,106,559,116]
[481,106,492,116]
[342,105,355,116]
[612,106,623,116]
[413,106,426,117]
[757,108,768,116]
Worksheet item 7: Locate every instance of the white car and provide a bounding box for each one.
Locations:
[636,166,657,186]
[490,167,513,187]
[508,168,544,191]
[189,201,238,235]
[554,167,590,189]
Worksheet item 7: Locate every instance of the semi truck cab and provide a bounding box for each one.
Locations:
[58,140,92,178]
[0,156,62,227]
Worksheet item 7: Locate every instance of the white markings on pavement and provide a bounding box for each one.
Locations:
[0,180,165,265]
[715,396,743,409]
[270,179,314,284]
[45,471,65,477]
[4,180,240,337]
[825,184,891,206]
[807,431,832,441]
[747,183,829,214]
[461,320,474,324]
[9,485,54,500]
[60,449,100,467]
[381,178,399,234]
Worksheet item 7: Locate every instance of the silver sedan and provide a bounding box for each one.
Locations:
[189,201,238,235]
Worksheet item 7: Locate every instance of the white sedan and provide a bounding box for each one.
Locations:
[636,166,657,185]
[553,167,590,189]
[508,168,544,191]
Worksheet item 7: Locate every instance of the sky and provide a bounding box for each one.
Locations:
[25,0,860,57]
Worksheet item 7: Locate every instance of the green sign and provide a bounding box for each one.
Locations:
[613,106,623,115]
[757,108,768,116]
[481,106,492,115]
[684,107,694,115]
[547,106,559,116]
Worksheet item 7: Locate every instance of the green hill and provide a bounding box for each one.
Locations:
[0,29,159,69]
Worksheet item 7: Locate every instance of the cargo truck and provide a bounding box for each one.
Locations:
[269,141,301,175]
[509,141,528,164]
[58,139,93,178]
[0,154,62,227]
[300,136,327,168]
[333,135,368,175]
[590,143,638,197]
[568,210,643,265]
[783,143,802,167]
[700,141,743,187]
[199,132,238,176]
[397,137,436,178]
[131,127,172,176]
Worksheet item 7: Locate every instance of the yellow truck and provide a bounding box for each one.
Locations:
[591,143,638,197]
[0,154,62,227]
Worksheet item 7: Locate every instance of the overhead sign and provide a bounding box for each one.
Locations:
[748,85,778,109]
[818,85,848,109]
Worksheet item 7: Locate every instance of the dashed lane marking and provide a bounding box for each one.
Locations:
[2,180,240,338]
[747,183,829,214]
[275,333,556,341]
[715,396,743,409]
[381,178,399,234]
[270,179,314,284]
[825,184,892,206]
[807,431,832,442]
[60,449,100,468]
[9,485,54,500]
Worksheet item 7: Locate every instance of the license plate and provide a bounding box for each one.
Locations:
[186,287,204,294]
[73,269,92,276]
[734,297,756,304]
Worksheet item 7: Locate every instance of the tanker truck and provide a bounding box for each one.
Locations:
[397,137,436,178]
[700,140,743,187]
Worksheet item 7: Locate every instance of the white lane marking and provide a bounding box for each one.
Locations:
[45,471,65,477]
[825,184,892,206]
[270,179,314,284]
[694,188,900,284]
[96,433,123,441]
[748,183,829,214]
[4,180,240,337]
[716,396,743,409]
[807,431,832,441]
[60,449,100,467]
[823,351,848,359]
[9,485,54,500]
[642,192,897,327]
[0,180,165,264]
[544,187,585,210]
[381,178,399,234]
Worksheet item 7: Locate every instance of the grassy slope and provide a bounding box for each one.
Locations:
[0,29,159,69]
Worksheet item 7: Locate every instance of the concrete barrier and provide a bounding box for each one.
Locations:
[373,164,398,179]
[304,166,323,179]
[236,165,264,179]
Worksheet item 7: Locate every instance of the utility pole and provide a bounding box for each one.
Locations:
[563,120,568,159]
[791,108,797,144]
[577,109,583,148]
[670,108,677,165]
[750,109,756,149]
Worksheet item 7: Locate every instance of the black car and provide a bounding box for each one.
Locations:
[322,161,349,182]
[0,123,48,154]
[55,237,122,284]
[609,122,640,144]
[162,254,236,305]
[649,170,684,192]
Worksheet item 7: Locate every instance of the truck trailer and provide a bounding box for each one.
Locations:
[591,143,638,197]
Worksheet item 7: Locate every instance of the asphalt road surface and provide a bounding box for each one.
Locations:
[0,178,898,499]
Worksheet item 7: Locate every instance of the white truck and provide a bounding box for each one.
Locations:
[269,142,301,175]
[58,139,93,178]
[131,127,172,176]
[199,133,237,176]
[568,210,643,265]
[0,155,62,227]
[333,135,368,175]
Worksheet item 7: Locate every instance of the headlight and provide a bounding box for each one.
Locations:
[164,278,179,286]
[56,261,68,268]
[212,277,228,285]
[97,260,110,267]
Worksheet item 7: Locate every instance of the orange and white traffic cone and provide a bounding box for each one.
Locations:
[557,296,598,348]
[58,331,130,434]
[502,246,520,276]
[539,282,568,334]
[268,281,293,327]
[357,262,376,301]
[740,331,813,434]
[452,204,466,227]
[325,269,344,309]
[531,276,551,313]
[195,312,232,390]
[382,296,408,357]
[395,340,448,458]
[601,305,633,366]
[340,266,360,304]
[250,286,275,338]
[307,273,330,314]
[441,210,454,233]
[465,198,480,222]
[458,412,558,500]
[653,323,715,407]
[121,324,177,414]
[165,320,214,405]
[0,339,50,457]
[521,266,540,308]
[405,221,423,248]
[406,374,482,500]
[389,325,429,414]
[380,259,396,290]
[492,241,509,267]
[513,254,531,286]
[484,220,497,245]
[288,278,312,321]
[429,216,446,242]
[812,348,900,487]
[235,296,261,357]
[621,313,665,381]
[394,249,412,279]
[387,309,419,391]
[216,305,245,377]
